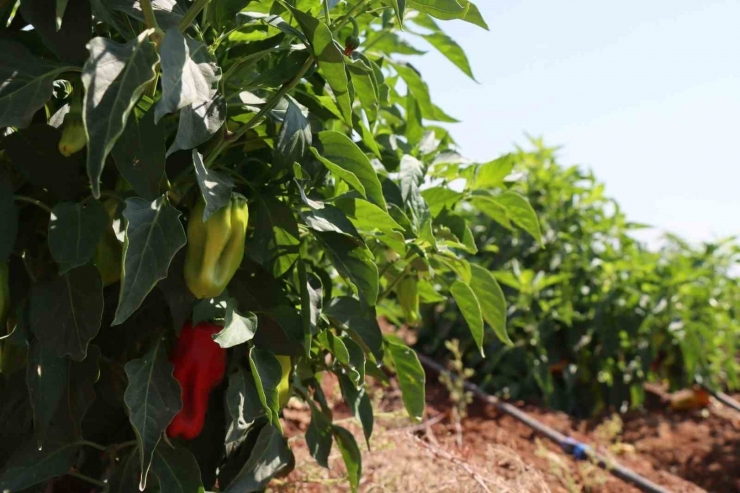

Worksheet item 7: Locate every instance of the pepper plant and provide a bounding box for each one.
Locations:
[0,0,527,491]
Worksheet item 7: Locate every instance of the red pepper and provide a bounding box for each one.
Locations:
[167,322,227,439]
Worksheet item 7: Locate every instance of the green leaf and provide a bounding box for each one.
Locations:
[405,93,424,145]
[387,0,406,25]
[317,232,379,306]
[386,340,426,422]
[0,41,72,128]
[334,197,406,254]
[436,209,476,253]
[325,296,384,360]
[124,338,183,490]
[155,28,221,123]
[298,261,322,354]
[248,347,283,427]
[392,61,457,122]
[225,367,266,454]
[419,30,475,80]
[332,425,362,492]
[472,154,515,190]
[399,154,425,203]
[246,192,300,278]
[26,342,68,447]
[469,264,511,346]
[0,172,18,263]
[338,375,373,448]
[56,346,101,440]
[347,57,379,123]
[82,31,160,198]
[223,424,294,493]
[113,196,187,325]
[192,151,234,221]
[166,92,227,156]
[496,191,543,244]
[3,126,87,200]
[288,7,353,125]
[30,265,104,361]
[274,95,311,169]
[318,330,351,366]
[48,200,109,274]
[422,187,462,217]
[20,0,91,63]
[470,195,513,230]
[408,0,467,20]
[305,401,332,468]
[344,336,367,385]
[213,300,258,348]
[113,109,167,201]
[151,444,204,493]
[450,280,484,355]
[301,204,362,240]
[316,131,387,209]
[0,430,82,491]
[462,1,489,30]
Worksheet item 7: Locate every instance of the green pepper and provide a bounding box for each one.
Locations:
[184,195,249,299]
[277,355,292,408]
[93,199,123,286]
[396,275,420,325]
[58,87,86,157]
[344,35,360,56]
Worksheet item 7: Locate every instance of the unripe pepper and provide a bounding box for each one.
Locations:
[276,355,292,408]
[396,276,420,325]
[167,322,227,439]
[93,199,122,286]
[344,34,360,56]
[58,87,86,157]
[184,195,249,299]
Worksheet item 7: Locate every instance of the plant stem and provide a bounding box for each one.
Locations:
[69,471,108,490]
[179,0,210,32]
[140,0,158,30]
[377,260,415,302]
[14,195,53,214]
[80,440,107,451]
[323,0,331,24]
[205,55,315,168]
[332,0,370,34]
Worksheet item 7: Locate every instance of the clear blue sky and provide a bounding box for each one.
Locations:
[406,0,740,244]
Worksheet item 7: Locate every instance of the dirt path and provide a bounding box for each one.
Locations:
[276,373,740,492]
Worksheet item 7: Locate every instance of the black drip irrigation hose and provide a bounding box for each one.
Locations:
[416,353,673,493]
[701,384,740,413]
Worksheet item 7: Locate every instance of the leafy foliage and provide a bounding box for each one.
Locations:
[417,139,740,416]
[0,0,521,491]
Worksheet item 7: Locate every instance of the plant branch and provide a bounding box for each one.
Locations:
[332,0,370,34]
[205,55,315,167]
[69,471,109,491]
[140,0,159,30]
[14,195,53,214]
[80,440,107,451]
[179,0,210,32]
[323,0,331,24]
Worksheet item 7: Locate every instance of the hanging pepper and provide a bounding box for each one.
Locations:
[93,199,122,286]
[167,322,227,440]
[184,195,249,299]
[344,35,360,56]
[0,262,9,331]
[396,275,420,325]
[58,84,86,157]
[276,355,292,408]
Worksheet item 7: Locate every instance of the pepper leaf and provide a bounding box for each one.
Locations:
[82,31,160,198]
[26,342,68,448]
[30,265,104,362]
[113,196,187,326]
[151,444,205,493]
[332,425,362,493]
[223,423,294,493]
[213,299,258,348]
[124,338,182,491]
[113,109,167,201]
[166,92,226,156]
[48,200,109,274]
[248,347,283,427]
[192,150,234,222]
[386,340,426,422]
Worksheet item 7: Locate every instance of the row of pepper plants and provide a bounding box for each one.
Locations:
[417,139,740,417]
[0,0,535,491]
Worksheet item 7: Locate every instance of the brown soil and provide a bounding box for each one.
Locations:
[275,372,740,493]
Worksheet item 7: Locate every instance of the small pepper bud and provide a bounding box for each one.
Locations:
[344,35,360,56]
